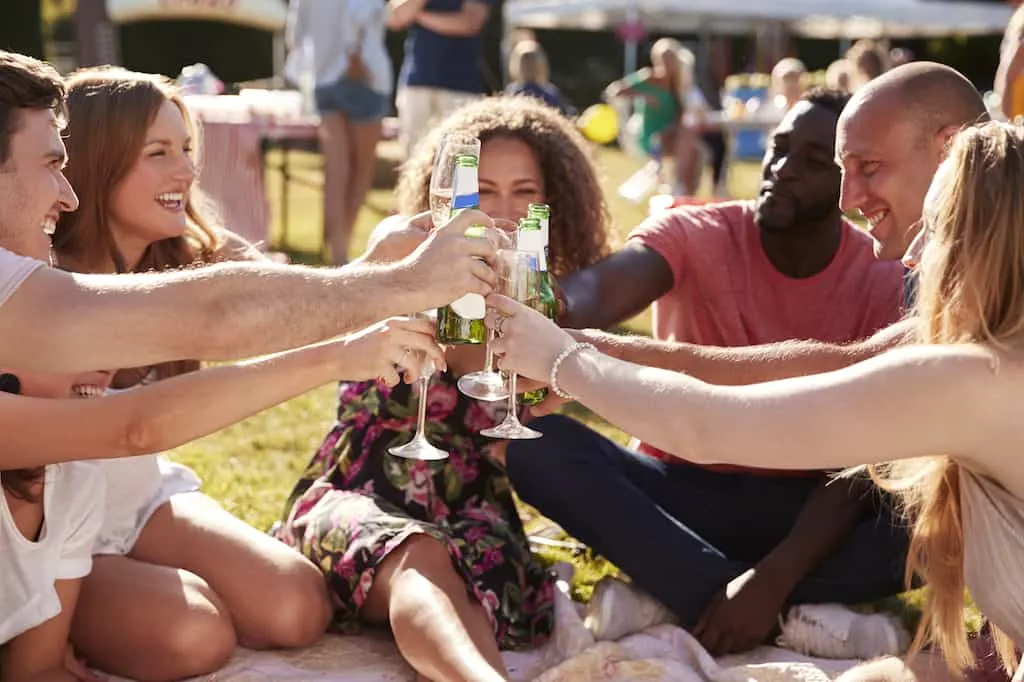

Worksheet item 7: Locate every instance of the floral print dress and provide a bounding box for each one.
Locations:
[272,372,555,650]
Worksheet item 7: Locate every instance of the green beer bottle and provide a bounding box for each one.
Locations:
[437,154,487,344]
[516,212,558,406]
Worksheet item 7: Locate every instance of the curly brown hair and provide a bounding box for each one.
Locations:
[396,96,613,277]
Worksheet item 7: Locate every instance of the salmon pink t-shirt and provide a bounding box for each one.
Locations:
[627,200,904,472]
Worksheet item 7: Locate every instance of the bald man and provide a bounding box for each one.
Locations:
[558,62,988,384]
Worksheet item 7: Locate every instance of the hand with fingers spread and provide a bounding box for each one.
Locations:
[486,294,574,383]
[398,209,499,311]
[331,316,445,387]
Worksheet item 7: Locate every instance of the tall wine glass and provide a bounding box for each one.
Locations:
[457,219,518,401]
[388,311,449,461]
[481,250,543,440]
[429,133,481,228]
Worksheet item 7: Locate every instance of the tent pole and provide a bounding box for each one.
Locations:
[624,0,638,77]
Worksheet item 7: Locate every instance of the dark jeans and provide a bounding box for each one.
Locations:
[506,415,910,628]
[701,131,728,186]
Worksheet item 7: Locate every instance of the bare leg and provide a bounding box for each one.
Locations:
[132,492,332,650]
[318,112,354,265]
[71,555,237,681]
[673,125,701,195]
[341,116,383,246]
[361,534,507,682]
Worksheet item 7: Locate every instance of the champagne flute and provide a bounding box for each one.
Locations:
[389,310,449,461]
[429,133,481,228]
[480,250,543,440]
[457,219,518,401]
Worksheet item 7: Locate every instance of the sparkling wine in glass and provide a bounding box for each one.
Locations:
[429,133,481,228]
[457,219,518,401]
[480,250,543,440]
[388,311,449,461]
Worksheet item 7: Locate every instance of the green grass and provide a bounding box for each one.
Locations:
[173,143,941,626]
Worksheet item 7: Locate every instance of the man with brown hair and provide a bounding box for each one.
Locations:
[0,50,497,373]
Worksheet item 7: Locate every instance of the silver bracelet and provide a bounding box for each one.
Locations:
[550,342,597,400]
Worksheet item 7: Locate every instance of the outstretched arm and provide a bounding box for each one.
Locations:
[386,0,428,30]
[0,317,443,468]
[490,295,1006,474]
[571,317,914,384]
[557,243,673,330]
[0,210,495,372]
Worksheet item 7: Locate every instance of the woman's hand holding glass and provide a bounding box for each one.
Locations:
[457,218,519,401]
[479,253,565,440]
[332,316,446,387]
[486,294,575,384]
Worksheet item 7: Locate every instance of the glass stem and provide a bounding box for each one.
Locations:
[506,372,518,420]
[483,328,496,374]
[415,374,430,441]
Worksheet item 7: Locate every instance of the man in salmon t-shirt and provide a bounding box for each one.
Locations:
[507,88,911,657]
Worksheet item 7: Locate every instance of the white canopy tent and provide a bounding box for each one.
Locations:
[504,0,1014,38]
[105,0,289,76]
[106,0,288,31]
[793,0,1015,39]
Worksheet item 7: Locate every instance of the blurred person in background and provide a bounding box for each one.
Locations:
[388,0,497,158]
[826,59,855,93]
[770,58,808,112]
[846,40,888,91]
[504,40,576,117]
[889,47,915,69]
[286,0,391,265]
[995,3,1024,122]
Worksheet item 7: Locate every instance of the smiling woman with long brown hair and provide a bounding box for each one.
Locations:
[50,67,331,681]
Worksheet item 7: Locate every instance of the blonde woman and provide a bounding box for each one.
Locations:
[489,121,1024,679]
[503,40,575,116]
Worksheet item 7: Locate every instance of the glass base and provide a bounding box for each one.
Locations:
[388,435,449,460]
[458,371,509,402]
[480,417,542,440]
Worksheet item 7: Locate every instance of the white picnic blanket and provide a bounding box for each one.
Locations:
[108,579,864,682]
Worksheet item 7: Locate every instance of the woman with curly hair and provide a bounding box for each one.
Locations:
[273,95,612,681]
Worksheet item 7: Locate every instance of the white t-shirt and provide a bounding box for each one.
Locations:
[0,246,43,307]
[94,454,200,556]
[0,461,105,644]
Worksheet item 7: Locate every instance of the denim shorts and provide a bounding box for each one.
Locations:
[315,76,389,124]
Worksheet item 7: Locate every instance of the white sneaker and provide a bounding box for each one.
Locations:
[777,603,911,660]
[583,577,677,641]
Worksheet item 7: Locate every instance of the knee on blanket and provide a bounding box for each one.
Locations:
[240,562,332,649]
[147,604,237,681]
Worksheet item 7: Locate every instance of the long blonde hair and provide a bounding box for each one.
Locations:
[873,122,1024,675]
